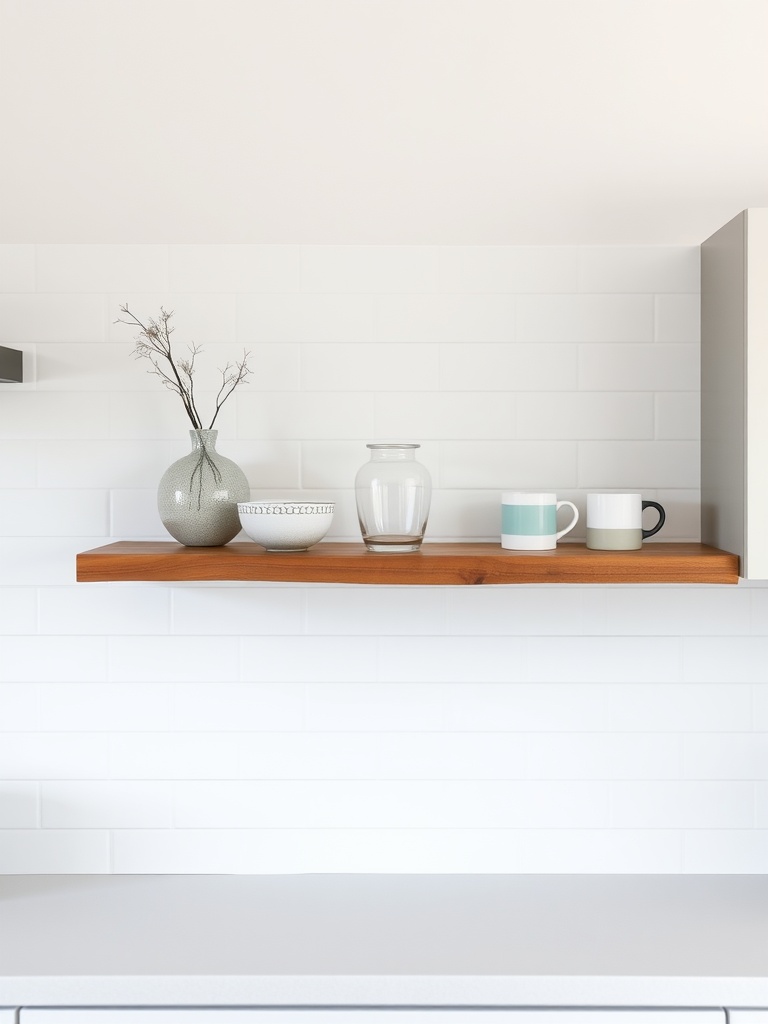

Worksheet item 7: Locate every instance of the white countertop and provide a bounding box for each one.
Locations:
[1,874,767,1008]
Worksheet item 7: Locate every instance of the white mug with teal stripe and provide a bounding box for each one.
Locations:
[501,491,579,550]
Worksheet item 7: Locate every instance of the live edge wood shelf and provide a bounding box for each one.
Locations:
[76,541,740,585]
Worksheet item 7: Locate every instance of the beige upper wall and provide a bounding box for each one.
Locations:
[1,0,767,244]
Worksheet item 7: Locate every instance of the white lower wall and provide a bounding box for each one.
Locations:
[0,242,764,875]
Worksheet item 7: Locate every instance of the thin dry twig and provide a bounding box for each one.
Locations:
[115,304,251,430]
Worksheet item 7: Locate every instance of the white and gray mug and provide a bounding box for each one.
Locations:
[586,493,666,550]
[501,491,579,550]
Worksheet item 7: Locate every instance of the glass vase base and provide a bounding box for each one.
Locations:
[363,535,423,553]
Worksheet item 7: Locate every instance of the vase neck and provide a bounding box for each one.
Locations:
[190,429,218,452]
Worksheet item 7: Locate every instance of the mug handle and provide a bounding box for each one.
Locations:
[555,500,579,540]
[641,500,666,539]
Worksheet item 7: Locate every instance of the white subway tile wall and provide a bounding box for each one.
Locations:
[0,242,763,875]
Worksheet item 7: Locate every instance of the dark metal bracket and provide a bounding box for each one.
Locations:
[0,346,23,383]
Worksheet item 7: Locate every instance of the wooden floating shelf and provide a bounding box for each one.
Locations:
[76,541,740,585]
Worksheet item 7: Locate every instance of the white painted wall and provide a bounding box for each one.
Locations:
[1,0,767,245]
[1,241,766,875]
[0,2,766,874]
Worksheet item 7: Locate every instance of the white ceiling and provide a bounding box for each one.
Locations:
[1,0,767,244]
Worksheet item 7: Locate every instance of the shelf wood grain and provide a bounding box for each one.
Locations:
[76,541,740,585]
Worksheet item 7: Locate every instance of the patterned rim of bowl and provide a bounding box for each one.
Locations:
[238,501,335,516]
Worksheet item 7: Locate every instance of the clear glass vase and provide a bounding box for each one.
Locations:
[355,443,432,552]
[157,429,249,547]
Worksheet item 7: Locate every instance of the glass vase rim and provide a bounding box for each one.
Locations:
[366,442,421,450]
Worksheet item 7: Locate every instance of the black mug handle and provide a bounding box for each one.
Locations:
[641,500,666,539]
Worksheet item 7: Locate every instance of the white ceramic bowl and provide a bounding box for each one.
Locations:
[237,501,335,551]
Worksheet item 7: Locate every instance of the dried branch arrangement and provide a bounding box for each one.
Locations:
[116,304,251,430]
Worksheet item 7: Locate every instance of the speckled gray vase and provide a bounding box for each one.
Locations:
[158,429,249,546]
